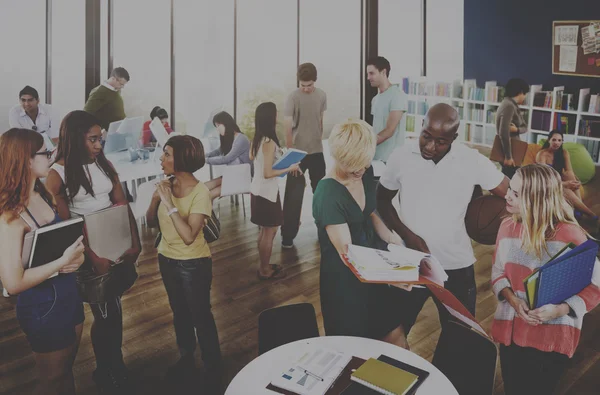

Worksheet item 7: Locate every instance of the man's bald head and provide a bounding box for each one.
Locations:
[423,103,460,137]
[419,103,460,163]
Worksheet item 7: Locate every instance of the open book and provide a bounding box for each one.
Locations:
[342,244,488,337]
[344,244,448,286]
[273,148,307,177]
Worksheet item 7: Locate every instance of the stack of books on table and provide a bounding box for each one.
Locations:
[268,348,430,395]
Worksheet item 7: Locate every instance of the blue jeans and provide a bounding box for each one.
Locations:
[158,255,221,370]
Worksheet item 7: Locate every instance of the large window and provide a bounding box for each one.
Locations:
[299,0,361,138]
[51,0,86,126]
[378,0,423,80]
[236,0,297,140]
[0,0,46,131]
[112,0,171,120]
[174,0,234,147]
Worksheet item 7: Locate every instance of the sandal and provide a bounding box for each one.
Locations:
[257,266,286,280]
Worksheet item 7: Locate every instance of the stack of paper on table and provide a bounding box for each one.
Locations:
[270,348,352,395]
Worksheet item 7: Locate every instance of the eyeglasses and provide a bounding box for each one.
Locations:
[34,150,53,160]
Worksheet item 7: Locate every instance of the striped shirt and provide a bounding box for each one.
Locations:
[491,218,600,357]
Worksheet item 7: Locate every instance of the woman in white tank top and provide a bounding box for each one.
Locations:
[249,103,301,280]
[45,110,141,391]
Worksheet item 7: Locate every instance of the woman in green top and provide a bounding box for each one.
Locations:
[313,120,411,348]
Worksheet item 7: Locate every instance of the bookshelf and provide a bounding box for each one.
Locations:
[400,78,600,163]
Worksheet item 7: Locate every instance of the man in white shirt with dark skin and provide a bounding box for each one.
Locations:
[377,103,510,338]
[8,85,57,146]
[367,56,407,162]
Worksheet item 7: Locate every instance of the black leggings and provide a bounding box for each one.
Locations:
[89,296,125,371]
[500,344,570,395]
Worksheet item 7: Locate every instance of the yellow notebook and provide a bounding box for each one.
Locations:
[350,358,419,395]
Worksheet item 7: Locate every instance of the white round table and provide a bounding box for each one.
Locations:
[226,336,458,395]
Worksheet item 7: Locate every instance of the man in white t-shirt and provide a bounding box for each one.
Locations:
[377,103,509,334]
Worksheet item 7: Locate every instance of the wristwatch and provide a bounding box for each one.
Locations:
[167,207,179,216]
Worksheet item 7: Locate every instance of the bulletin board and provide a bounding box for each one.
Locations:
[552,20,600,78]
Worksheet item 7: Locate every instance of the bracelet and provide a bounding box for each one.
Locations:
[167,207,178,216]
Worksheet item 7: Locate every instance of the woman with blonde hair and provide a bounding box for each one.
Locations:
[491,164,600,395]
[313,119,410,348]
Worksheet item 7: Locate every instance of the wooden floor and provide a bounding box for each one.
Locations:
[1,168,600,394]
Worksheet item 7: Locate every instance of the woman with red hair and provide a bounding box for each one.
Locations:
[0,128,85,395]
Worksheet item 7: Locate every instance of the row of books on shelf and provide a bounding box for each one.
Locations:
[589,94,600,114]
[580,119,600,138]
[465,108,486,123]
[407,100,429,116]
[465,86,485,101]
[531,111,553,131]
[533,91,553,108]
[554,90,576,111]
[486,86,504,103]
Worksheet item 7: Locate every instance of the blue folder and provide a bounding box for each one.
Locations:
[535,239,598,308]
[272,149,307,177]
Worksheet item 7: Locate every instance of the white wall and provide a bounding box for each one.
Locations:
[236,0,297,137]
[0,0,46,132]
[379,0,423,80]
[426,0,464,81]
[174,0,234,141]
[300,0,361,137]
[112,0,171,121]
[51,0,85,131]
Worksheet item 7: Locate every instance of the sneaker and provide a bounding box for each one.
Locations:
[281,240,294,249]
[165,355,196,382]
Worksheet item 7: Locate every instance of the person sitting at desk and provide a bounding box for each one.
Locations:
[8,85,58,146]
[142,106,173,146]
[205,111,252,201]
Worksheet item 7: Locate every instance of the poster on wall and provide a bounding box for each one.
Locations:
[552,20,600,78]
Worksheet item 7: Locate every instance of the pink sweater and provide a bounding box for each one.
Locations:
[491,218,600,357]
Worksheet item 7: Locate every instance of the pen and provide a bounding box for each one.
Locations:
[301,369,324,382]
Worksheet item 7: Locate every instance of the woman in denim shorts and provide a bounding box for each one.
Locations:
[0,128,85,395]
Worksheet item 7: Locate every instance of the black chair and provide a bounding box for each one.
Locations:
[258,303,320,355]
[432,320,498,395]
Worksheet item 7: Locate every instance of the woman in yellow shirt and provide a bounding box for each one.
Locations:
[146,135,222,391]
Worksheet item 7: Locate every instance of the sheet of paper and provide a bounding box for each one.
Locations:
[444,304,487,337]
[555,25,579,46]
[559,45,578,72]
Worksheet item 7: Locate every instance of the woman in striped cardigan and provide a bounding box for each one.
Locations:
[491,164,600,395]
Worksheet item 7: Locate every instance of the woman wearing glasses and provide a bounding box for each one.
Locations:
[45,111,141,392]
[0,128,86,395]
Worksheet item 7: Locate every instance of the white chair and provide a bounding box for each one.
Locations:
[131,179,161,224]
[217,163,252,218]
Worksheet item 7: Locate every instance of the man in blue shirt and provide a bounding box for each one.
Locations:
[367,57,407,162]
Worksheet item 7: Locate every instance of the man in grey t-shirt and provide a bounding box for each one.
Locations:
[281,63,327,248]
[367,56,407,162]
